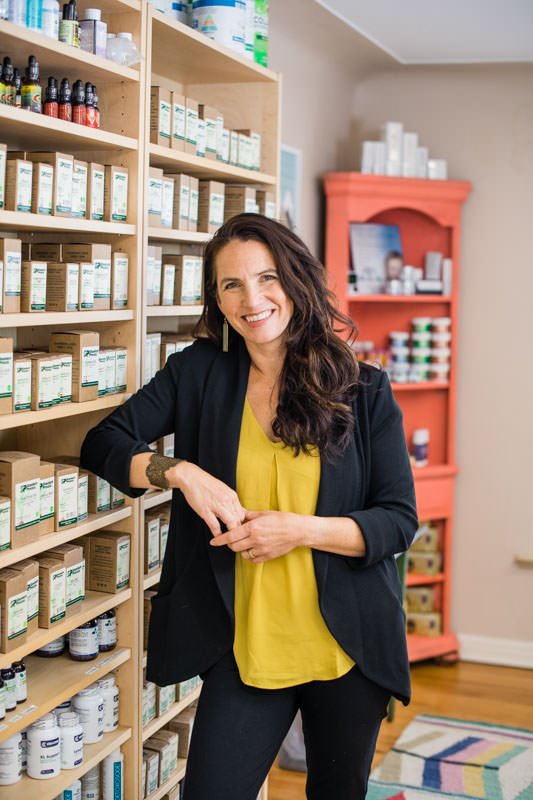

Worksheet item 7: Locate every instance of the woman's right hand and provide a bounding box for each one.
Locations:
[171,461,246,537]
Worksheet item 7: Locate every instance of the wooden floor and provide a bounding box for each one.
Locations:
[268,660,533,799]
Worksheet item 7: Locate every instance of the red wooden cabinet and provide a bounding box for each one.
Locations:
[323,172,471,663]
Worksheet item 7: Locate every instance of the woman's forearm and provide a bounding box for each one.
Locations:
[129,452,189,490]
[300,515,366,558]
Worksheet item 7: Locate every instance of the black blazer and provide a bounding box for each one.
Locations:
[81,337,418,704]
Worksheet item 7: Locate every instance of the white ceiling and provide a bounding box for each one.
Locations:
[313,0,533,64]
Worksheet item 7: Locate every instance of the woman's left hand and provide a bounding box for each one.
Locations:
[209,510,303,563]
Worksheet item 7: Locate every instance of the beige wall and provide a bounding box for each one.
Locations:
[269,2,533,649]
[269,0,392,254]
[352,65,533,645]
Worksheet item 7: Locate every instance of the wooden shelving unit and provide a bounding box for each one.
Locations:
[0,4,279,796]
[324,172,471,664]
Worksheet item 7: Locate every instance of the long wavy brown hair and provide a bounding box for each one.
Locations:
[194,213,360,459]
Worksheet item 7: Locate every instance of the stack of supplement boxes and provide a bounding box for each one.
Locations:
[143,336,193,387]
[145,247,203,309]
[0,145,129,223]
[144,502,171,578]
[150,85,262,171]
[0,328,127,416]
[0,452,130,654]
[0,239,129,317]
[406,522,442,636]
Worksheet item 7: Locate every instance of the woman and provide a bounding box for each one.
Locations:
[81,213,417,800]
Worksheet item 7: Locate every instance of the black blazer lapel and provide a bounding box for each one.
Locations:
[197,339,250,621]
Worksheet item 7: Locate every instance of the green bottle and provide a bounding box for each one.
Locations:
[2,58,16,106]
[21,55,42,113]
[254,0,269,68]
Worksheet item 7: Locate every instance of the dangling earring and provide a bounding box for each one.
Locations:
[222,317,229,352]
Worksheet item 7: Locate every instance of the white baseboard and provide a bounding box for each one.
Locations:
[458,634,533,669]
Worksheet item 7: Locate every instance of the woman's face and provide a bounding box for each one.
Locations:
[215,239,294,351]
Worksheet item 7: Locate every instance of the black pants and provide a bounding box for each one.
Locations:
[182,651,390,800]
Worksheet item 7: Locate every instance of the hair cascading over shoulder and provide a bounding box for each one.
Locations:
[194,213,360,460]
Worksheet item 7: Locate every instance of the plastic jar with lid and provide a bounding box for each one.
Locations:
[81,763,100,799]
[409,363,430,383]
[431,347,451,364]
[69,619,99,661]
[389,331,409,347]
[1,666,16,711]
[97,674,119,732]
[412,428,430,467]
[411,317,432,333]
[389,346,409,364]
[97,609,117,652]
[0,732,22,785]
[72,687,104,743]
[12,660,27,703]
[58,711,84,769]
[431,331,452,346]
[27,713,61,779]
[37,635,65,657]
[63,778,82,800]
[432,316,451,333]
[411,331,432,348]
[410,347,432,364]
[430,363,450,383]
[390,363,409,384]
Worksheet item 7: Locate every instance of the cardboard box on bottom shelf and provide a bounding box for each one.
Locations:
[0,567,28,652]
[84,530,130,593]
[0,451,40,547]
[145,729,179,784]
[0,338,13,415]
[143,749,159,797]
[49,330,99,403]
[38,554,66,627]
[407,551,442,576]
[167,706,196,759]
[47,543,85,615]
[407,611,442,637]
[11,558,39,634]
[1,237,22,313]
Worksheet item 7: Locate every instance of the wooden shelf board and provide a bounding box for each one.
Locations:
[143,489,173,510]
[0,588,132,668]
[0,309,134,328]
[145,304,203,317]
[407,631,459,663]
[0,647,131,743]
[148,227,211,243]
[0,726,131,799]
[0,19,140,84]
[0,393,130,431]
[0,104,138,152]
[0,210,135,235]
[0,506,131,569]
[146,760,187,800]
[347,294,452,304]
[391,381,449,392]
[143,569,161,590]
[413,464,458,481]
[151,10,279,84]
[143,687,201,742]
[149,145,276,185]
[406,572,445,587]
[78,0,141,12]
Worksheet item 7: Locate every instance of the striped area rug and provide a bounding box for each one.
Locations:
[366,714,533,800]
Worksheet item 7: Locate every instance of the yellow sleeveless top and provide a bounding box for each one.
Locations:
[233,398,355,688]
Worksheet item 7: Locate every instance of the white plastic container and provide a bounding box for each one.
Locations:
[0,732,22,785]
[20,728,27,772]
[390,363,409,384]
[389,331,409,347]
[8,0,26,26]
[97,674,119,732]
[192,0,245,54]
[410,331,432,348]
[72,687,104,744]
[27,713,61,779]
[63,778,82,800]
[430,363,450,383]
[431,347,451,363]
[410,347,432,364]
[412,428,429,467]
[102,747,124,800]
[81,764,100,799]
[41,0,59,37]
[411,317,432,332]
[389,346,409,364]
[59,711,84,769]
[432,316,451,332]
[431,331,452,346]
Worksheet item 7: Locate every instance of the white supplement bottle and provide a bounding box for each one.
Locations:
[63,778,82,800]
[27,713,61,779]
[59,710,84,769]
[102,747,124,800]
[81,763,100,799]
[20,728,27,772]
[72,686,104,743]
[41,0,59,37]
[0,732,22,785]
[97,674,119,732]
